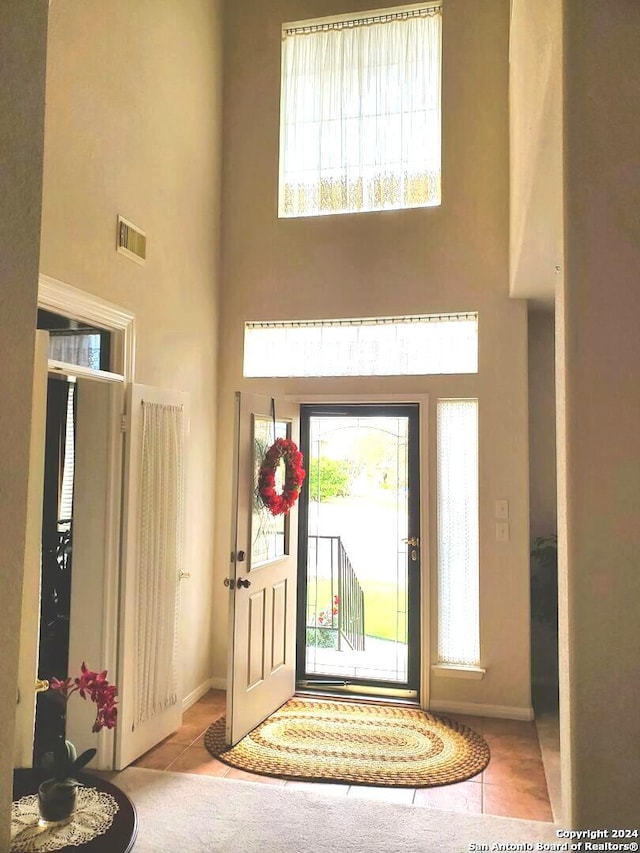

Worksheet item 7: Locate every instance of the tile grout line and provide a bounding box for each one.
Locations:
[164,743,190,771]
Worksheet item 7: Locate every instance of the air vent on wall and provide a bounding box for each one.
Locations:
[117,215,147,264]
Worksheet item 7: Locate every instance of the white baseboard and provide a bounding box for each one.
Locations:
[182,679,213,712]
[429,699,535,721]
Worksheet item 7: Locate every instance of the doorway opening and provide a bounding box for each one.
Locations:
[33,375,76,766]
[12,276,134,772]
[31,304,122,767]
[296,403,420,696]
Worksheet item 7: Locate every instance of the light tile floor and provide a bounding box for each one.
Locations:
[132,690,555,823]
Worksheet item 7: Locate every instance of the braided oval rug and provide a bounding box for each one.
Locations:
[204,698,490,787]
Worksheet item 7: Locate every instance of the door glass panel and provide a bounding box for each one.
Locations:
[304,413,411,684]
[251,416,289,568]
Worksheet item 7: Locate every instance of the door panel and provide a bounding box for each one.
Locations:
[14,331,49,767]
[272,580,288,670]
[297,403,421,693]
[65,379,112,758]
[115,384,188,769]
[227,393,300,745]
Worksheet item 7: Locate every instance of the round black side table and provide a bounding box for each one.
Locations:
[12,769,137,853]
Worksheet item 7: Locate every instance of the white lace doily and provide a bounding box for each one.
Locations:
[11,785,120,852]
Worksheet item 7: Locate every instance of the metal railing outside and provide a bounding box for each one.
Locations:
[307,534,365,652]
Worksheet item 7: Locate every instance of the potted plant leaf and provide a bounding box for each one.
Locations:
[38,663,118,825]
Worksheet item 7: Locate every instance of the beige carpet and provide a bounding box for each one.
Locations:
[205,698,490,787]
[112,767,558,853]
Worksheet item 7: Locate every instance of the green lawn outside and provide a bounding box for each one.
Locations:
[306,577,407,643]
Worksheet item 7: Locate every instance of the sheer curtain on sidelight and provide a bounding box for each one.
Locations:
[279,5,442,217]
[437,399,480,667]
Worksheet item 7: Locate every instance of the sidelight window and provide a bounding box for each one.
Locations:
[436,399,480,667]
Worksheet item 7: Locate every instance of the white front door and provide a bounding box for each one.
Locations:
[115,383,188,768]
[226,393,300,745]
[13,331,49,767]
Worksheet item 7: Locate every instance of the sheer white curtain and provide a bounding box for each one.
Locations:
[135,401,185,726]
[437,399,480,666]
[244,314,478,378]
[49,333,101,370]
[280,6,442,217]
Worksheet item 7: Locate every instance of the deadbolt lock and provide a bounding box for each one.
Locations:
[230,550,246,563]
[224,576,251,589]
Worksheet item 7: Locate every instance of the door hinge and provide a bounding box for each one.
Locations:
[120,413,127,433]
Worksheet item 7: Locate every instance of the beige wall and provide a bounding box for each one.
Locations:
[559,0,640,827]
[216,0,533,715]
[4,0,636,833]
[528,310,557,539]
[39,0,223,703]
[509,0,563,305]
[0,2,48,845]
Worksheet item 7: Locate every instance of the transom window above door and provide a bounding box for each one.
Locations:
[243,313,477,377]
[279,3,442,218]
[37,308,111,372]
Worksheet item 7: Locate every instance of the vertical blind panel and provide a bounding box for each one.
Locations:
[279,8,442,217]
[59,383,76,521]
[135,401,185,726]
[437,399,480,666]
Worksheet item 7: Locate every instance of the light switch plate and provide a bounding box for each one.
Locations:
[495,499,509,520]
[496,521,510,542]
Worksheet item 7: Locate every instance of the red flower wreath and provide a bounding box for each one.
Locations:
[258,438,306,516]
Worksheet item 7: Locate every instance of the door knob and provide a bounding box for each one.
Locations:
[224,577,236,589]
[35,679,49,694]
[402,537,420,547]
[237,577,251,589]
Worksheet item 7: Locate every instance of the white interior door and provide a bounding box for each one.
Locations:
[226,392,300,745]
[66,379,115,760]
[13,331,49,767]
[115,383,189,769]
